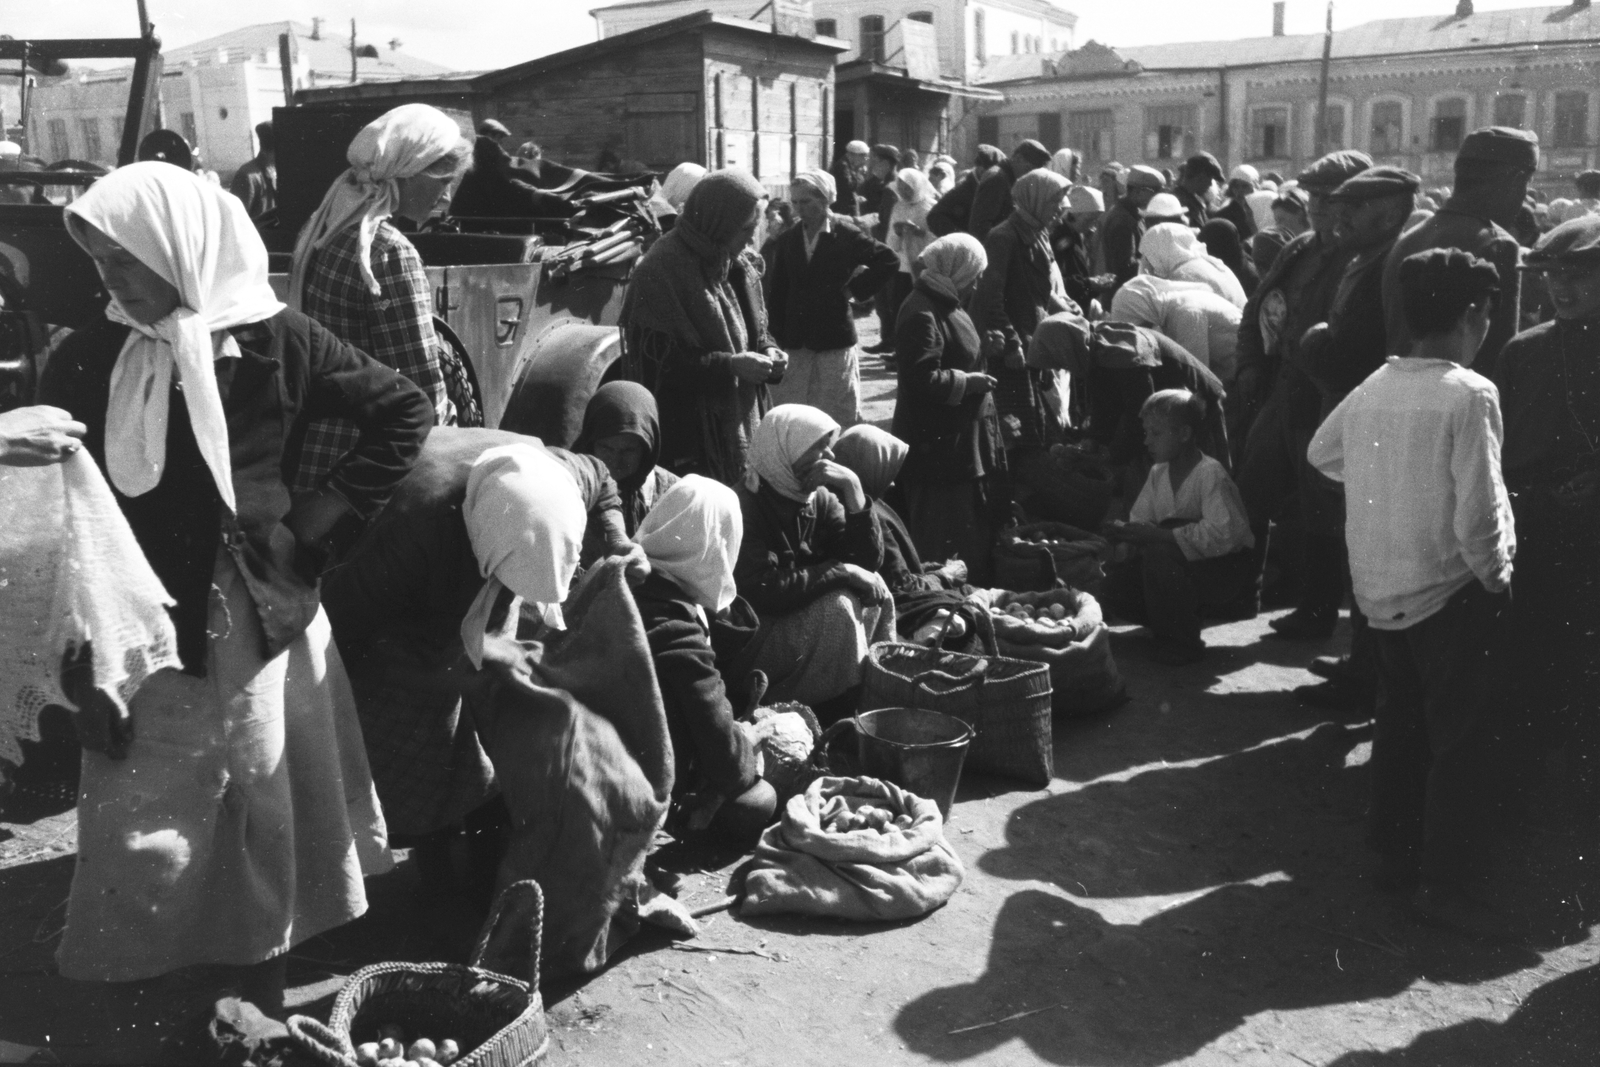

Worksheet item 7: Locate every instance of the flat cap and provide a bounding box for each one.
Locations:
[1125,164,1166,190]
[477,119,510,138]
[1013,139,1052,168]
[1184,151,1224,182]
[1297,150,1373,190]
[1522,214,1600,271]
[1329,165,1421,202]
[1457,126,1539,169]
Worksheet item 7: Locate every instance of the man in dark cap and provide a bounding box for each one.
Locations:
[1102,164,1165,289]
[1381,126,1536,379]
[970,137,1051,240]
[477,119,511,143]
[1174,152,1224,231]
[228,120,276,220]
[928,144,1002,238]
[1294,165,1421,706]
[1232,149,1372,639]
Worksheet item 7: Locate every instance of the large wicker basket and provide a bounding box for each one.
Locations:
[287,880,549,1067]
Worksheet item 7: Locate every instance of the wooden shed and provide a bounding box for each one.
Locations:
[295,11,848,194]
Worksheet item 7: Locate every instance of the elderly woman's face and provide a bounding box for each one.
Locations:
[792,429,838,480]
[727,201,765,254]
[396,168,457,225]
[76,222,180,325]
[593,432,646,483]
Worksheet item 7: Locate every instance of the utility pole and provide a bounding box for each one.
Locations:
[350,19,358,84]
[1314,1,1333,156]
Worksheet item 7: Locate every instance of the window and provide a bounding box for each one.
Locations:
[973,9,985,61]
[1037,112,1061,152]
[908,11,933,22]
[180,111,198,148]
[814,18,837,37]
[1145,104,1195,161]
[1068,109,1114,163]
[1050,37,1059,52]
[1554,91,1589,148]
[859,16,885,62]
[1370,100,1404,154]
[1010,31,1019,55]
[1322,103,1347,150]
[78,117,103,160]
[977,115,1000,148]
[1494,94,1527,129]
[47,117,69,159]
[1251,106,1290,158]
[1431,97,1467,152]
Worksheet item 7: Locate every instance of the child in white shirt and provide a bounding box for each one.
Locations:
[1100,389,1255,663]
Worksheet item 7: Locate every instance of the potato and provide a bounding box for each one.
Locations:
[356,1044,381,1067]
[1049,602,1068,619]
[409,1040,437,1061]
[438,1041,461,1066]
[894,814,914,829]
[378,1039,403,1061]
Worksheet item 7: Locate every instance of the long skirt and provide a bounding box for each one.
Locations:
[57,551,388,982]
[740,590,895,706]
[766,346,861,427]
[902,474,998,587]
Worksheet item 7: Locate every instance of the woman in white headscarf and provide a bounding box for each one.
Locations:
[891,233,1003,582]
[1138,221,1248,308]
[630,475,775,840]
[731,405,892,716]
[885,166,941,326]
[290,103,473,494]
[39,162,433,1007]
[1110,273,1243,383]
[650,161,708,229]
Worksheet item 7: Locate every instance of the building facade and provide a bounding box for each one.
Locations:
[971,2,1600,190]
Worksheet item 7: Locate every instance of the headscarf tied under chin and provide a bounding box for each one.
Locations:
[916,232,988,304]
[791,168,837,206]
[635,474,743,614]
[1009,169,1073,234]
[574,381,662,532]
[459,443,587,668]
[673,169,769,281]
[832,424,909,502]
[744,404,840,503]
[894,168,938,209]
[288,103,463,307]
[65,162,286,512]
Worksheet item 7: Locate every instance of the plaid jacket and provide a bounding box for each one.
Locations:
[293,221,454,492]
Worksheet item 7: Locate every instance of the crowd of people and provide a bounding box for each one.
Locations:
[2,100,1598,1026]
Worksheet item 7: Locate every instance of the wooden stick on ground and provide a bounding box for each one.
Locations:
[669,943,780,961]
[947,1004,1063,1035]
[688,895,738,919]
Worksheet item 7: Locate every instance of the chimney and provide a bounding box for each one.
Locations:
[1273,1,1286,36]
[310,17,322,40]
[1456,0,1473,15]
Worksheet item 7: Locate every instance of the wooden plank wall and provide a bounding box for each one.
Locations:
[702,30,836,197]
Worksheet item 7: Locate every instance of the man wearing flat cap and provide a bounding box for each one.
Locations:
[1103,164,1166,290]
[1292,165,1421,704]
[1174,151,1225,232]
[1490,212,1600,836]
[970,138,1052,241]
[1232,149,1371,640]
[1382,126,1537,379]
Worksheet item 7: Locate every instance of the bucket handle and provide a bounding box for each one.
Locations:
[470,878,545,988]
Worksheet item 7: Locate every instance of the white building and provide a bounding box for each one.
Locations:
[25,20,452,177]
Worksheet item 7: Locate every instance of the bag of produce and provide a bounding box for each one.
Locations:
[970,587,1126,717]
[991,521,1108,592]
[742,776,963,921]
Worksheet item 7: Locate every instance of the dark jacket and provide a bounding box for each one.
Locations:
[1215,197,1258,242]
[1381,202,1522,379]
[829,159,866,217]
[1051,219,1096,309]
[969,161,1018,241]
[765,215,899,351]
[1299,232,1402,412]
[41,310,432,672]
[871,497,949,596]
[858,174,890,238]
[1101,199,1146,286]
[927,172,980,238]
[1086,328,1229,467]
[1175,186,1212,230]
[733,483,884,616]
[890,284,1003,484]
[632,571,759,798]
[1234,230,1356,395]
[973,219,1074,452]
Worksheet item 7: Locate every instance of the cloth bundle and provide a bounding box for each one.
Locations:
[742,775,964,921]
[0,450,181,765]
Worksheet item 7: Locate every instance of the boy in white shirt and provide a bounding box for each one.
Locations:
[1100,389,1255,664]
[1307,248,1514,930]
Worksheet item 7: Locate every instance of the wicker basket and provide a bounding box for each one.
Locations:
[287,880,549,1067]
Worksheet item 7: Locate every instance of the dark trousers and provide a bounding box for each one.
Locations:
[1100,542,1256,647]
[1368,581,1508,891]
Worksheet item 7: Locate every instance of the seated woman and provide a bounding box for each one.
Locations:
[732,405,891,718]
[832,424,967,597]
[321,429,634,895]
[573,381,680,555]
[631,475,776,841]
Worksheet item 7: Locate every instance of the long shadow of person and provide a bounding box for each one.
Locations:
[895,723,1539,1066]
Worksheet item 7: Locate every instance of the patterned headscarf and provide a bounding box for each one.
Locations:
[674,169,769,280]
[832,425,909,502]
[1009,169,1072,234]
[916,233,988,304]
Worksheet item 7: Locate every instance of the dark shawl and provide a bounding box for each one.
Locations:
[574,380,677,534]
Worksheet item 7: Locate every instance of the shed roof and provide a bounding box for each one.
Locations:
[165,20,453,81]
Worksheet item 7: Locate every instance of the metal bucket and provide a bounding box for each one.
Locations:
[818,707,974,818]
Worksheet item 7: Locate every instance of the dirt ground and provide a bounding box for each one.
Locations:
[2,347,1597,1066]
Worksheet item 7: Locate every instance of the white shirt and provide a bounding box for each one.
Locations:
[1129,453,1255,562]
[1307,357,1515,631]
[802,214,833,261]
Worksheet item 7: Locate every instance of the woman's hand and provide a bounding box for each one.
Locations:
[802,458,867,513]
[615,541,652,586]
[731,351,777,383]
[840,563,890,604]
[61,644,132,760]
[0,406,86,467]
[964,372,997,396]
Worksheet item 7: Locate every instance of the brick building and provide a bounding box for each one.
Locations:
[969,1,1600,191]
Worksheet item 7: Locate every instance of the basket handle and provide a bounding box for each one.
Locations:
[471,878,546,988]
[285,1015,358,1067]
[912,657,989,698]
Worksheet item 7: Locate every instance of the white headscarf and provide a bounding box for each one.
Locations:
[65,162,285,512]
[916,232,987,304]
[635,474,743,614]
[792,168,837,205]
[743,404,839,503]
[1139,223,1247,307]
[289,103,463,308]
[894,168,938,209]
[660,162,707,212]
[459,443,587,668]
[1048,148,1078,180]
